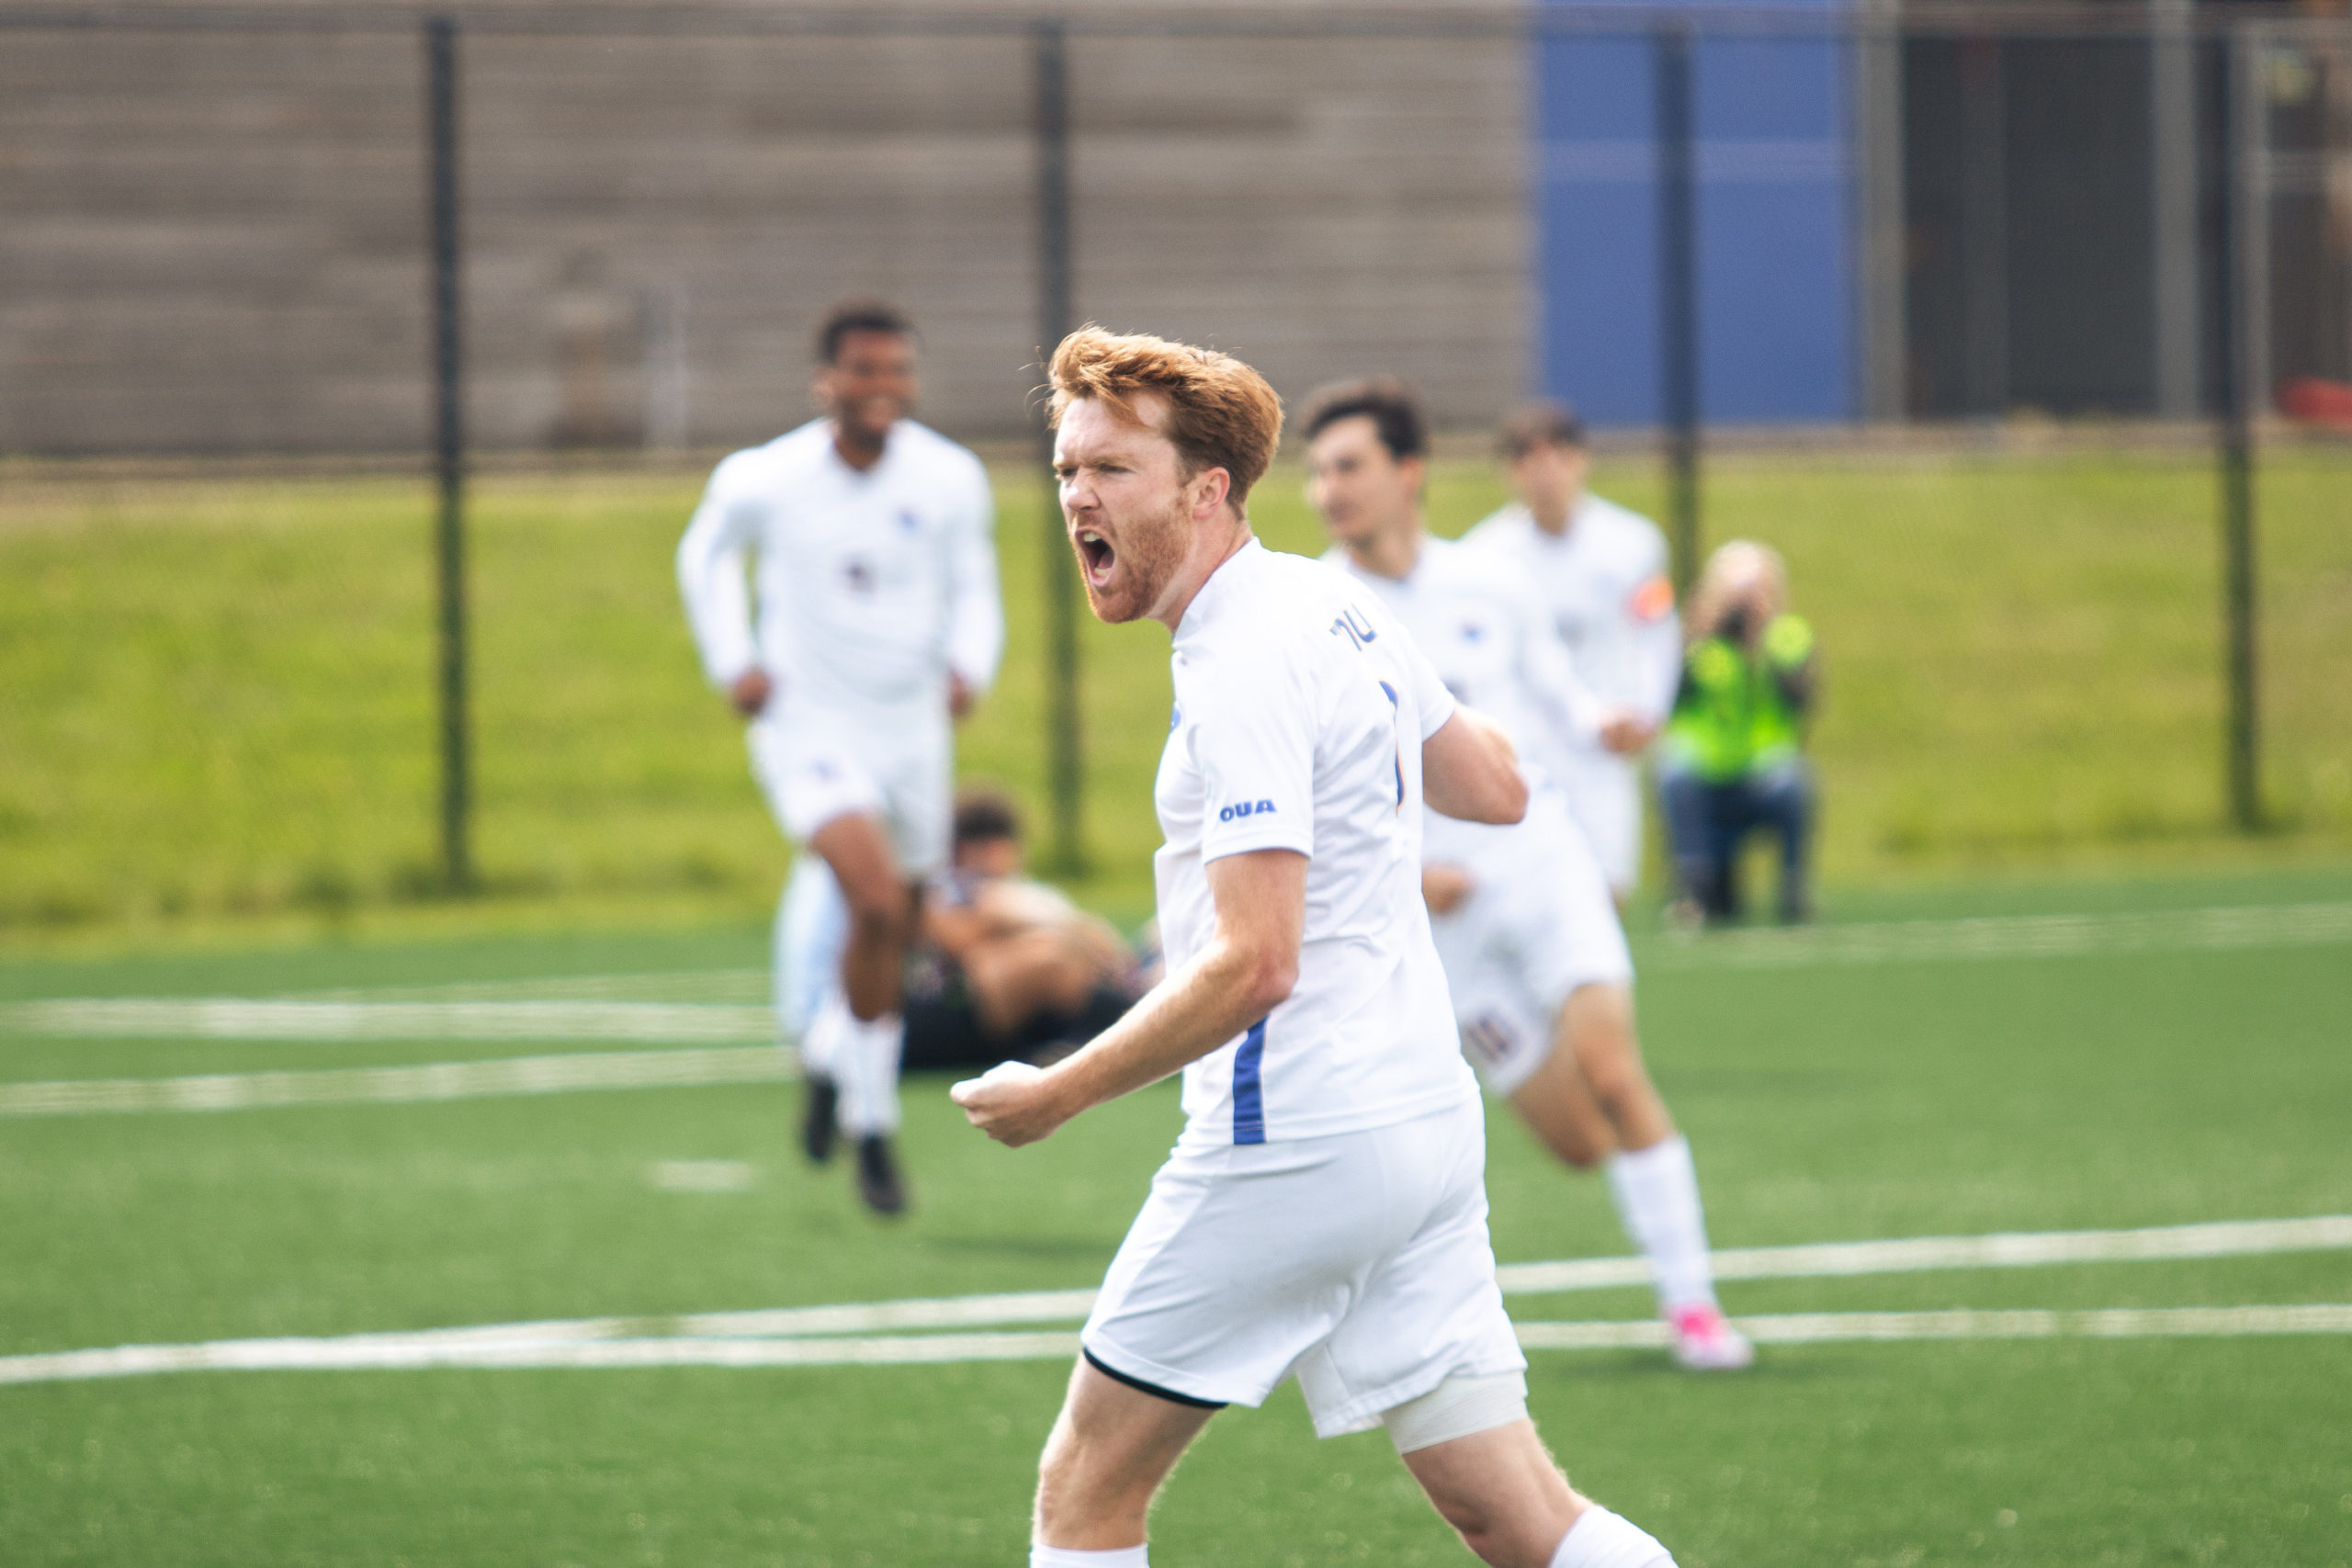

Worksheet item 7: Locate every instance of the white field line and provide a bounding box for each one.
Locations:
[1636,899,2352,971]
[0,998,775,1044]
[1511,1303,2352,1350]
[311,971,772,1006]
[0,1046,792,1117]
[5,1216,2345,1387]
[7,1305,2349,1387]
[6,900,2346,1053]
[0,1331,1090,1384]
[1492,1213,2352,1294]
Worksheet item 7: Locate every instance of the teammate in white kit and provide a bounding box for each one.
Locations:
[1304,379,1750,1373]
[954,329,1684,1568]
[677,300,1002,1214]
[1465,405,1681,901]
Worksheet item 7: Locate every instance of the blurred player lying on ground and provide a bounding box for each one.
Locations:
[676,299,1003,1216]
[900,787,1145,1074]
[1307,378,1751,1373]
[956,326,1686,1568]
[1657,541,1818,927]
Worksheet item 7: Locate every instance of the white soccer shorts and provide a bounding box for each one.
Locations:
[1428,783,1634,1098]
[746,705,952,878]
[1080,1093,1527,1438]
[1555,753,1644,897]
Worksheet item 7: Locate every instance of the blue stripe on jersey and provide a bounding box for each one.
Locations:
[1378,682,1404,804]
[1231,1018,1268,1145]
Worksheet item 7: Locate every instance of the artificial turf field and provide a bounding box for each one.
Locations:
[5,866,2350,1566]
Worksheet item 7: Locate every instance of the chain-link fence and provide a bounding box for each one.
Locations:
[3,2,2347,932]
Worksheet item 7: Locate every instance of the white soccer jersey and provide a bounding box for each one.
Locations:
[1154,541,1476,1150]
[675,418,1003,718]
[1323,534,1604,810]
[1463,494,1680,728]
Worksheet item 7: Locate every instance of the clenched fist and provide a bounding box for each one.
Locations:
[950,1060,1071,1148]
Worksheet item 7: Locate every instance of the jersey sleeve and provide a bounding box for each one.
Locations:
[1189,652,1318,864]
[675,453,763,689]
[1513,583,1608,746]
[944,453,1005,692]
[1624,530,1684,725]
[1396,615,1458,741]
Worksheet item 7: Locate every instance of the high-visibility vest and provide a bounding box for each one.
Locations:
[1661,615,1815,783]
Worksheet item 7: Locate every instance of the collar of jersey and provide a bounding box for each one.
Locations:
[1172,536,1266,646]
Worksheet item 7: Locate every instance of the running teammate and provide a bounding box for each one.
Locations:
[1465,405,1679,902]
[677,299,1002,1214]
[1306,378,1750,1372]
[954,328,1684,1568]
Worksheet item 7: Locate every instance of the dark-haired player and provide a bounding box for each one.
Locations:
[677,300,1001,1214]
[1305,377,1749,1372]
[1468,405,1681,905]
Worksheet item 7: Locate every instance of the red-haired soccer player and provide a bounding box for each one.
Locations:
[954,329,1684,1568]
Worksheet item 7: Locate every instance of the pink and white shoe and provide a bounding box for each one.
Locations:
[1669,1304,1755,1371]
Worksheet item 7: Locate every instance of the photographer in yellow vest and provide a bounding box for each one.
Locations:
[1657,541,1817,926]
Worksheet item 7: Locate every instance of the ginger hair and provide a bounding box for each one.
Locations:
[1046,326,1284,510]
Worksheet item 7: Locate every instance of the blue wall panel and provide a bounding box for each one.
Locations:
[1538,2,1855,426]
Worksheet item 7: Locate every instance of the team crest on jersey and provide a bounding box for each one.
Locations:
[896,509,921,533]
[1629,573,1676,622]
[1459,621,1487,643]
[842,557,874,593]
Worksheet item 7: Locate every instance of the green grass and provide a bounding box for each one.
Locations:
[2,870,2349,1564]
[2,447,2348,944]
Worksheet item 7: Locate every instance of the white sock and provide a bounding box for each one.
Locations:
[1604,1134,1718,1315]
[1031,1546,1148,1567]
[797,989,850,1084]
[1550,1505,1675,1568]
[833,1007,905,1136]
[775,859,847,1046]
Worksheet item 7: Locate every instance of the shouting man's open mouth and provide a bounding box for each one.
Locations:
[1074,527,1116,589]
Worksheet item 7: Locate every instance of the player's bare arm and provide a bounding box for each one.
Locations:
[951,847,1305,1146]
[1424,706,1529,825]
[1421,863,1476,914]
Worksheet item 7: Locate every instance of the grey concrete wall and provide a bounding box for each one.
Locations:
[0,3,1528,455]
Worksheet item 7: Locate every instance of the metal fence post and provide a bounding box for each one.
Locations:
[1958,32,2008,418]
[1035,17,1086,876]
[2148,0,2199,419]
[2214,27,2262,832]
[1856,0,1907,423]
[1655,20,1701,592]
[425,15,472,891]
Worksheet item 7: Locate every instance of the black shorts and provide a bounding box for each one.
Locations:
[899,947,1137,1073]
[901,950,1002,1073]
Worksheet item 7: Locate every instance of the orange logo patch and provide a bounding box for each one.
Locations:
[1629,573,1676,622]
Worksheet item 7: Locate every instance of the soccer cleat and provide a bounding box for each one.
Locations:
[855,1134,907,1216]
[1669,1304,1755,1371]
[800,1075,840,1166]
